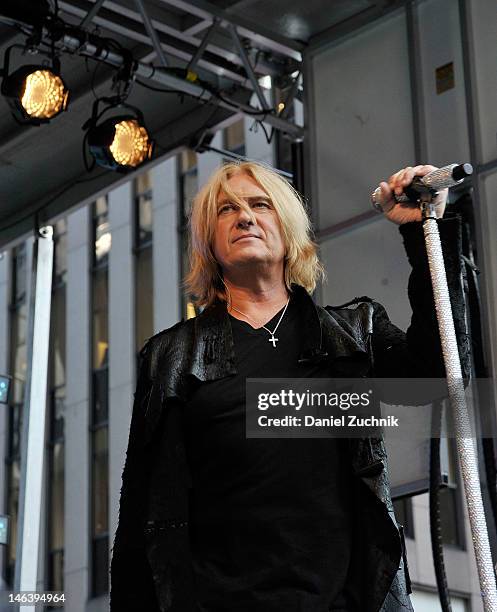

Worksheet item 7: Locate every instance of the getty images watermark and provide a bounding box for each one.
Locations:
[245,378,492,439]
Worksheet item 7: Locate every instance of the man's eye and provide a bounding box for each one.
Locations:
[218,203,236,213]
[253,201,270,208]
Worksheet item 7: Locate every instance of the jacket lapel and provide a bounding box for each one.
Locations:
[189,283,369,383]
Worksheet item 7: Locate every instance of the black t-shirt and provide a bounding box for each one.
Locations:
[183,296,362,612]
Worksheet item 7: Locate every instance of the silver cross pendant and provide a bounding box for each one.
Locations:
[269,336,278,347]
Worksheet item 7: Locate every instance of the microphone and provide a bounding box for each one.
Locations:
[371,163,473,213]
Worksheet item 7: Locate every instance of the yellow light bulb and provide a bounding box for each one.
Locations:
[109,119,152,167]
[21,70,68,119]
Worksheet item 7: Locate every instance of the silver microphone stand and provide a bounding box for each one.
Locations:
[419,198,497,611]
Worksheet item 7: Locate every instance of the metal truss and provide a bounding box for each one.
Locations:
[56,0,303,136]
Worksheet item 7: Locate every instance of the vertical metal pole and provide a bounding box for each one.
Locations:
[422,204,497,611]
[14,226,54,611]
[405,0,428,164]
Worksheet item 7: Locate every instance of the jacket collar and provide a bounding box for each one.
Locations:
[189,284,368,383]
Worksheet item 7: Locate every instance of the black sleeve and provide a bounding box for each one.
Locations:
[110,341,161,612]
[371,214,471,381]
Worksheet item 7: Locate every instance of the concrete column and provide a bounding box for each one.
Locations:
[152,157,180,332]
[107,183,134,553]
[65,206,91,612]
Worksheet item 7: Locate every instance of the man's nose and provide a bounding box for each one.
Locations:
[236,205,256,228]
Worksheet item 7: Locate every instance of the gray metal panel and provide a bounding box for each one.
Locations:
[309,8,415,229]
[464,0,497,166]
[417,0,470,165]
[479,172,497,398]
[320,218,412,331]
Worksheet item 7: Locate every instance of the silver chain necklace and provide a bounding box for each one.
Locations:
[230,297,290,347]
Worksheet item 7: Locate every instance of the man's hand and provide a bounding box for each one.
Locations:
[377,164,448,225]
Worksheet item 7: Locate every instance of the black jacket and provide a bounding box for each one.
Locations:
[110,217,471,612]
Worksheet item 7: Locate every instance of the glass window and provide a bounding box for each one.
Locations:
[181,149,197,173]
[91,427,109,596]
[90,199,110,597]
[135,171,153,248]
[440,438,464,548]
[134,171,154,354]
[6,242,28,586]
[51,289,66,388]
[47,219,67,594]
[47,439,64,592]
[135,248,154,353]
[92,428,109,536]
[92,369,108,425]
[179,150,198,316]
[12,243,27,304]
[92,534,109,597]
[179,150,198,225]
[8,404,22,459]
[53,219,67,286]
[92,269,109,370]
[5,457,20,585]
[136,169,152,194]
[93,197,111,266]
[137,197,153,247]
[10,303,28,405]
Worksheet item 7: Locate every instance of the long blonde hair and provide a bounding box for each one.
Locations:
[184,160,325,308]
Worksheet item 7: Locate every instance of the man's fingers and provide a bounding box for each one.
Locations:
[383,164,440,207]
[401,167,415,186]
[380,181,392,202]
[413,164,436,176]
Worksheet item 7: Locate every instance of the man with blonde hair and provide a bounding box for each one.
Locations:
[110,161,469,611]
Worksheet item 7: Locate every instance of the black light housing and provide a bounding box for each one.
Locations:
[85,100,153,172]
[1,64,69,124]
[1,46,69,125]
[0,0,51,29]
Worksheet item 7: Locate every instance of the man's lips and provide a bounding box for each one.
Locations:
[233,234,260,242]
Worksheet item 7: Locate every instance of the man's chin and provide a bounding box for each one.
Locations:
[227,255,274,268]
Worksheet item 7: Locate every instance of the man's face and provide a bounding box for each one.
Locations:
[212,172,286,273]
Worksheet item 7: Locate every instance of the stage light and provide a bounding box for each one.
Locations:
[87,114,153,172]
[2,65,69,124]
